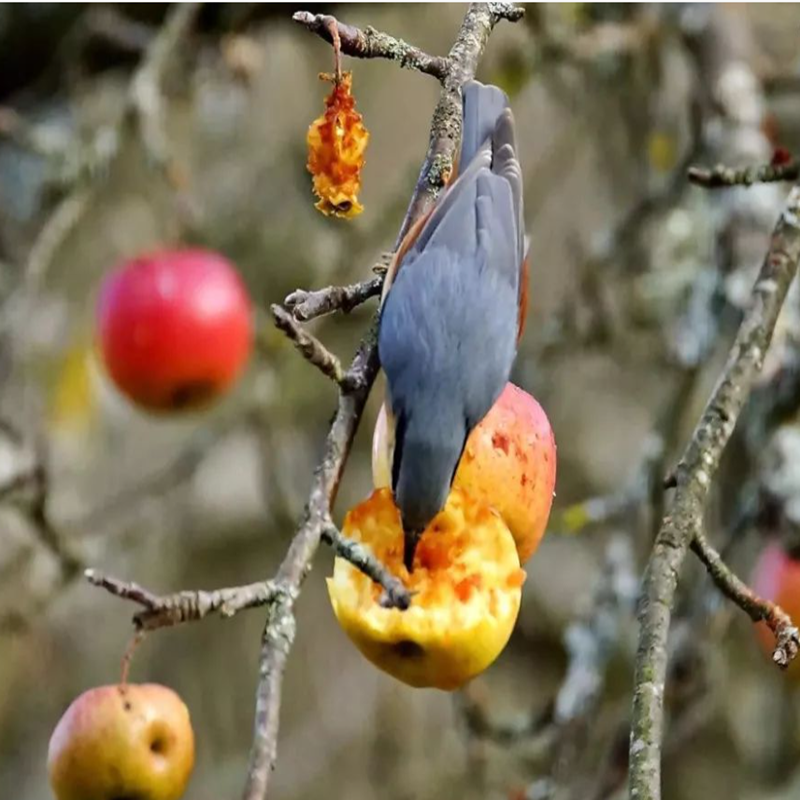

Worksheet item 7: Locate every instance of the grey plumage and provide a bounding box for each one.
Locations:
[378,80,526,569]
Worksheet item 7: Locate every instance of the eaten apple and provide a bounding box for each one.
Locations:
[328,487,524,690]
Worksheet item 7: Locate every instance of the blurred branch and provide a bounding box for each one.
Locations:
[83,7,154,55]
[689,160,800,189]
[292,12,449,81]
[127,2,199,185]
[629,184,800,800]
[457,537,638,797]
[76,423,232,535]
[0,446,85,632]
[6,2,200,332]
[690,529,799,667]
[284,275,383,321]
[0,107,66,159]
[23,189,92,293]
[550,435,664,536]
[556,536,638,723]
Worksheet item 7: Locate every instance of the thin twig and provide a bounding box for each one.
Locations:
[271,304,345,385]
[556,537,638,723]
[690,530,799,667]
[293,12,449,81]
[86,569,288,630]
[629,184,800,799]
[128,2,199,185]
[84,7,154,55]
[321,521,410,609]
[284,275,383,321]
[688,160,800,189]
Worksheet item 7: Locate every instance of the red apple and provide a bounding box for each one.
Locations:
[751,541,800,675]
[373,383,557,563]
[96,248,252,412]
[48,683,195,800]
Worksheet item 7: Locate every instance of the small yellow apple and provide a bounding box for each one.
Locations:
[48,683,195,800]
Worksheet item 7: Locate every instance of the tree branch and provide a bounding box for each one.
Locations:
[629,184,800,800]
[127,2,199,184]
[292,12,449,81]
[85,569,287,630]
[688,160,800,189]
[321,521,410,610]
[690,530,799,667]
[284,275,383,321]
[271,304,346,385]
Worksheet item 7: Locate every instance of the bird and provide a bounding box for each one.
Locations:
[377,80,529,571]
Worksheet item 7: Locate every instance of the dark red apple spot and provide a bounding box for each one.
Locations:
[169,379,217,410]
[492,432,510,454]
[521,474,528,487]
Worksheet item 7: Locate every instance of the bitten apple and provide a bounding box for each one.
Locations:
[328,487,524,690]
[48,683,195,800]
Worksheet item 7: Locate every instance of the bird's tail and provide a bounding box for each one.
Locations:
[459,80,509,168]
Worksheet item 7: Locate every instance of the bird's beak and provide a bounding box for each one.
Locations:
[403,528,421,572]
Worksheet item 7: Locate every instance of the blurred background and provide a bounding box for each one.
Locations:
[3,4,800,799]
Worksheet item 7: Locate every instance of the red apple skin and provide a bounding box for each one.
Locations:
[752,541,800,675]
[96,248,252,412]
[456,383,556,563]
[48,683,195,800]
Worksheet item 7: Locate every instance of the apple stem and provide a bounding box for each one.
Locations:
[324,17,343,84]
[120,630,146,688]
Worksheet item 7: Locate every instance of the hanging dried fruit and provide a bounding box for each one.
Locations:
[307,70,370,219]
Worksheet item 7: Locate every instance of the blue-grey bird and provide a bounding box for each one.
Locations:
[377,80,529,571]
